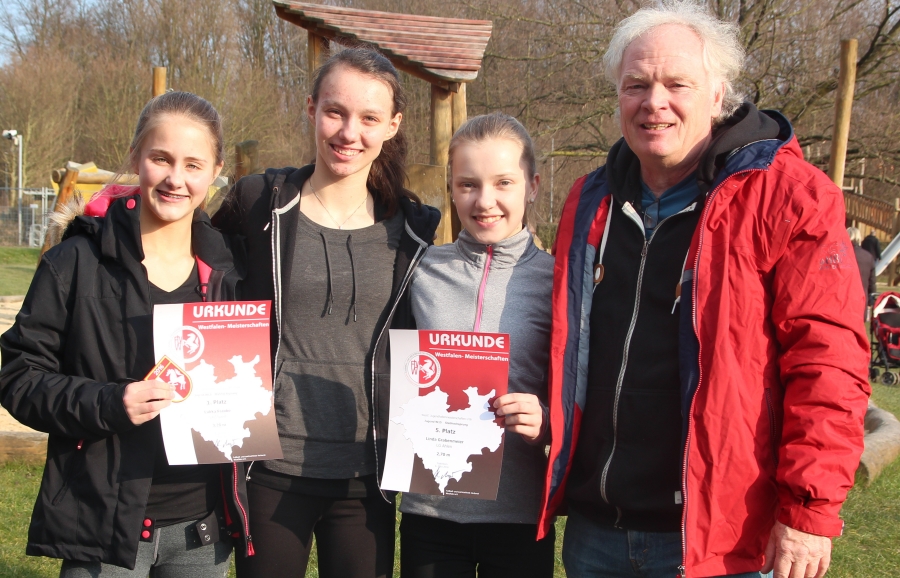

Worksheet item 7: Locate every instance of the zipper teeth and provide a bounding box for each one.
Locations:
[370,244,426,502]
[599,239,648,503]
[271,210,283,369]
[599,207,680,504]
[232,462,251,538]
[680,169,762,575]
[473,245,493,332]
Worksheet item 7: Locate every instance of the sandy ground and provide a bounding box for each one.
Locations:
[0,299,38,433]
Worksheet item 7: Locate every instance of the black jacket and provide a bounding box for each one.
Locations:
[853,242,877,305]
[0,195,252,568]
[212,165,441,488]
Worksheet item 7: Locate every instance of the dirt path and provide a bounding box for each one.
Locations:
[0,299,38,433]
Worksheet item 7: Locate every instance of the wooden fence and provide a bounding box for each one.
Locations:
[844,191,900,242]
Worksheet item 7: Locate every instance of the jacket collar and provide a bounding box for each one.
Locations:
[270,164,441,246]
[455,227,536,269]
[64,194,235,274]
[604,102,787,205]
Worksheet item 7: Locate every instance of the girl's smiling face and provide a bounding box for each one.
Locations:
[133,114,223,227]
[450,137,539,245]
[307,65,402,182]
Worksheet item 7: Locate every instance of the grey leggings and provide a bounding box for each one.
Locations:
[59,519,232,578]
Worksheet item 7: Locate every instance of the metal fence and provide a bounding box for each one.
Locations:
[0,188,56,247]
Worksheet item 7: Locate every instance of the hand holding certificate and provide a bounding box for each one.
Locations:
[381,329,510,500]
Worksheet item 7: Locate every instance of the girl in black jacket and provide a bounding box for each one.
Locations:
[0,92,250,576]
[213,46,439,578]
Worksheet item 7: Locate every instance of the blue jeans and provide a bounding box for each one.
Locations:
[562,510,770,578]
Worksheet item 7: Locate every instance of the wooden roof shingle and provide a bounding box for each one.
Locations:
[273,2,492,87]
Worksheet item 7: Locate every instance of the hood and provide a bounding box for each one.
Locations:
[52,193,238,276]
[45,185,139,250]
[605,101,785,204]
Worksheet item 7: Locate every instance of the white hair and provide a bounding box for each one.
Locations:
[847,226,862,244]
[604,0,746,121]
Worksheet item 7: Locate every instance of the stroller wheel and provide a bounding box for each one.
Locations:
[881,371,898,386]
[870,367,882,380]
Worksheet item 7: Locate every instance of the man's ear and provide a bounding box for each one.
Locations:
[711,82,725,118]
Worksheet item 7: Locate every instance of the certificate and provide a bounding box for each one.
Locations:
[152,301,282,465]
[381,329,509,500]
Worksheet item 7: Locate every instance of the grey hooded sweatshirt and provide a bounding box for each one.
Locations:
[399,227,553,524]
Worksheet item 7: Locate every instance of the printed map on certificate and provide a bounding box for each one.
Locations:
[153,301,282,465]
[381,329,509,500]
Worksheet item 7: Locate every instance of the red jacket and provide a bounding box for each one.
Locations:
[539,112,870,577]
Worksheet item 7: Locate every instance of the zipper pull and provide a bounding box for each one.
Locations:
[677,565,686,578]
[246,534,255,556]
[672,283,682,314]
[76,439,84,450]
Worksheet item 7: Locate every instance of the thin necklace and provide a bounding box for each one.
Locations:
[309,179,369,230]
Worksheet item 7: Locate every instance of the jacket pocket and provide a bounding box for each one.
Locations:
[52,439,85,505]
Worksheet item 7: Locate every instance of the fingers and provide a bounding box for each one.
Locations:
[128,399,172,425]
[493,393,541,417]
[493,393,544,441]
[762,529,777,573]
[766,522,832,578]
[123,380,174,425]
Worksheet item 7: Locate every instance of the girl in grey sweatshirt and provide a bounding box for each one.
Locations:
[399,113,555,578]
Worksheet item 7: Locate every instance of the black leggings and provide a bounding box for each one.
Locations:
[399,512,555,578]
[234,480,396,578]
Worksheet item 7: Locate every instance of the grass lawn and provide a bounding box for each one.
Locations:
[1,384,897,577]
[0,247,39,297]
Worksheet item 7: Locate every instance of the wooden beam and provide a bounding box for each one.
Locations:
[152,67,167,97]
[449,84,467,239]
[828,39,857,187]
[431,85,452,167]
[307,31,328,162]
[431,84,453,244]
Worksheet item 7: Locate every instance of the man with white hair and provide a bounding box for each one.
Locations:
[538,1,870,577]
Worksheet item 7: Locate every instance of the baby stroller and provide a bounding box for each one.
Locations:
[870,291,900,385]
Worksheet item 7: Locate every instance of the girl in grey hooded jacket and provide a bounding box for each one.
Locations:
[399,113,555,578]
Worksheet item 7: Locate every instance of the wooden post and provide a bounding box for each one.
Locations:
[828,39,857,188]
[152,67,167,97]
[306,31,328,161]
[451,83,467,134]
[431,85,453,244]
[450,84,467,239]
[234,140,260,182]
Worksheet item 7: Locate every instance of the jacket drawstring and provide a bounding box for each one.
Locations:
[320,232,334,315]
[347,234,358,322]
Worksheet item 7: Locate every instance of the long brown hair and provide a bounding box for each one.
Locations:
[310,45,418,216]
